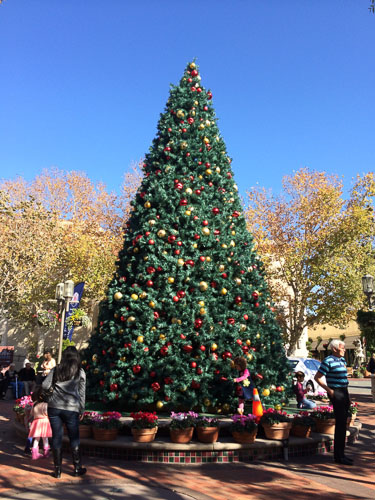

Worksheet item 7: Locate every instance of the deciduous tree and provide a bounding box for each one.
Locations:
[245,169,375,354]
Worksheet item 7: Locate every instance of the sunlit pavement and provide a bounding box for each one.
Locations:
[0,379,373,500]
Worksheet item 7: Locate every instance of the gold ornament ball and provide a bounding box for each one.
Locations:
[194,100,199,106]
[149,301,155,308]
[156,400,164,409]
[205,169,212,175]
[189,62,196,69]
[120,356,126,361]
[144,201,151,208]
[246,339,251,346]
[148,219,156,226]
[168,277,175,284]
[219,264,225,271]
[185,187,193,195]
[205,120,211,126]
[137,335,144,343]
[118,329,124,334]
[94,368,99,374]
[159,334,166,340]
[198,300,205,306]
[221,243,227,249]
[139,292,147,299]
[133,247,139,253]
[114,313,119,319]
[262,388,270,397]
[240,324,247,332]
[114,292,123,301]
[200,308,206,315]
[202,227,210,236]
[127,316,135,323]
[221,288,228,295]
[131,293,138,300]
[203,398,211,407]
[132,394,138,400]
[176,109,185,118]
[235,278,242,285]
[157,229,166,238]
[185,210,191,216]
[256,333,261,339]
[192,243,198,248]
[211,343,218,351]
[198,123,205,130]
[203,136,210,144]
[275,404,281,411]
[199,281,208,291]
[206,256,211,262]
[92,354,98,361]
[180,141,188,150]
[81,360,87,365]
[246,353,253,361]
[215,167,221,174]
[171,317,178,324]
[151,326,156,331]
[223,403,230,412]
[178,258,185,266]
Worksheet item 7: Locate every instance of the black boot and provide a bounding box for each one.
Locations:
[72,446,86,477]
[52,448,62,478]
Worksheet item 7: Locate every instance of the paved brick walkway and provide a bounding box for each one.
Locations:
[0,390,374,499]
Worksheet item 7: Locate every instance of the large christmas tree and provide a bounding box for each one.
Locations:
[84,62,291,413]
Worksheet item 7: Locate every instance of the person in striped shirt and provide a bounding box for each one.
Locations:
[314,339,352,466]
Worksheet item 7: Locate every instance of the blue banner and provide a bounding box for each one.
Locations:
[63,282,85,340]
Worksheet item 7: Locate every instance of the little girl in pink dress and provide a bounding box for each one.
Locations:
[28,386,52,460]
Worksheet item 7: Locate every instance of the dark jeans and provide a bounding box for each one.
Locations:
[48,407,80,449]
[330,387,350,459]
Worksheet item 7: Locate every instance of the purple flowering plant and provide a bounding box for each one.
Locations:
[230,414,258,433]
[195,415,219,428]
[91,411,122,429]
[80,411,99,425]
[169,411,198,429]
[13,394,33,414]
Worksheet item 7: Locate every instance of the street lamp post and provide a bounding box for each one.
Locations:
[55,279,75,363]
[362,274,375,311]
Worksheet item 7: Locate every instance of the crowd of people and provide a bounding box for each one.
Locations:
[1,346,87,478]
[1,341,375,472]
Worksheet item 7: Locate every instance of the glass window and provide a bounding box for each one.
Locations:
[304,359,320,371]
[287,360,298,369]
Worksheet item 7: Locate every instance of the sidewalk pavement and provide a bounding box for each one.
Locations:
[0,392,374,499]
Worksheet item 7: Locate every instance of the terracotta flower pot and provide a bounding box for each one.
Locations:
[131,427,158,443]
[92,427,118,441]
[170,427,194,443]
[290,425,311,438]
[196,426,219,443]
[262,422,292,440]
[314,418,336,434]
[79,424,93,438]
[232,429,257,444]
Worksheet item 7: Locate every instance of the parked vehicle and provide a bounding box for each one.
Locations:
[287,357,325,394]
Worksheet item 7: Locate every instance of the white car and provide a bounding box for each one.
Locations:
[287,357,325,394]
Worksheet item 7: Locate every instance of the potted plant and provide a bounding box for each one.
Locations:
[13,394,32,423]
[310,391,330,404]
[310,405,335,434]
[66,308,90,329]
[230,414,258,443]
[259,408,292,440]
[35,309,59,329]
[347,402,359,428]
[79,411,98,438]
[91,411,122,441]
[290,412,315,438]
[130,411,158,442]
[195,416,220,443]
[169,411,198,443]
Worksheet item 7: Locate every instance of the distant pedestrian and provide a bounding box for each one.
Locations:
[366,353,375,402]
[40,349,56,382]
[18,363,36,395]
[28,386,52,460]
[314,339,352,465]
[232,356,254,414]
[42,346,86,478]
[293,371,316,409]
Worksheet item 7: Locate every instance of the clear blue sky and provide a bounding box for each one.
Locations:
[1,0,374,199]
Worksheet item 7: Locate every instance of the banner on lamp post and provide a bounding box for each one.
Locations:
[63,282,85,341]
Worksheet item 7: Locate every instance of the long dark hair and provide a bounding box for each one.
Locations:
[55,346,81,382]
[31,385,47,405]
